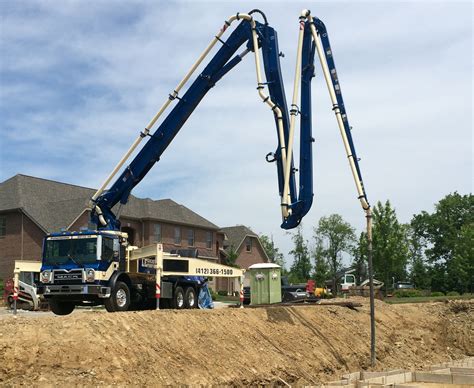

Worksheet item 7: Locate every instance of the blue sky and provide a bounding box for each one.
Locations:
[1,1,472,265]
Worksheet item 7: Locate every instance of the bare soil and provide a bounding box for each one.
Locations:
[0,298,472,385]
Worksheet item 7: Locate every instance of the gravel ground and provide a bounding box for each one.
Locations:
[1,298,472,385]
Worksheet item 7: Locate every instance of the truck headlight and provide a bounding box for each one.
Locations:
[41,271,52,283]
[86,269,95,282]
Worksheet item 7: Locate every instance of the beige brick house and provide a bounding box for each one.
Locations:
[0,175,268,292]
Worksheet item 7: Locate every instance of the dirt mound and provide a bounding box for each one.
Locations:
[0,298,472,385]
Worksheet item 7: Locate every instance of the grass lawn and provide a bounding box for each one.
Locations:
[385,294,473,304]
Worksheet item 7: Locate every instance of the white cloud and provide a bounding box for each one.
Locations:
[0,1,472,263]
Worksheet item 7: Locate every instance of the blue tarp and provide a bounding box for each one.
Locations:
[198,282,214,309]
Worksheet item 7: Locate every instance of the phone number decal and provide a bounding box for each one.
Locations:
[195,268,234,276]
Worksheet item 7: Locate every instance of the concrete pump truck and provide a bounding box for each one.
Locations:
[36,9,371,315]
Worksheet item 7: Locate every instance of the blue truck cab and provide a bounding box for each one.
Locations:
[38,230,124,314]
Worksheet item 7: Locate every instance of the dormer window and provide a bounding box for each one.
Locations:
[245,237,252,252]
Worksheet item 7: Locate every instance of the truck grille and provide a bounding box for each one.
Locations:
[53,270,83,284]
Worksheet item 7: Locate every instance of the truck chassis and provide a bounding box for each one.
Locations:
[39,242,244,314]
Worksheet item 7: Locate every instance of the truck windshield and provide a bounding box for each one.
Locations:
[44,238,97,265]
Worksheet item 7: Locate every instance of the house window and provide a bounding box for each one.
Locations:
[206,231,213,249]
[187,229,195,247]
[0,216,5,238]
[245,237,252,252]
[174,227,181,245]
[153,224,162,243]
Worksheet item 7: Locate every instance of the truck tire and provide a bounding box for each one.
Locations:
[104,281,131,312]
[184,287,197,309]
[172,286,185,309]
[49,299,75,316]
[159,298,170,309]
[7,295,14,309]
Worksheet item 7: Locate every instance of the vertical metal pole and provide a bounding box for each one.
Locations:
[155,267,161,310]
[366,209,376,366]
[239,275,244,308]
[156,244,163,310]
[13,272,19,316]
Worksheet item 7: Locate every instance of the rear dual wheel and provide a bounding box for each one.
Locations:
[172,286,197,309]
[185,287,197,309]
[172,286,185,309]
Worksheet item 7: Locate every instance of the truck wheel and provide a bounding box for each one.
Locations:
[49,299,75,316]
[105,281,130,312]
[172,286,185,309]
[184,287,197,309]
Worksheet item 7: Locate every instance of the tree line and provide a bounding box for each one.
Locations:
[260,192,473,294]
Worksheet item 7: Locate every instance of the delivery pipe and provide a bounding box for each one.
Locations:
[282,10,311,216]
[308,18,369,212]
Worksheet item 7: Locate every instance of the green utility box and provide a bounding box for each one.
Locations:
[248,263,282,305]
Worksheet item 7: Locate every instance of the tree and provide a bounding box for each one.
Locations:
[407,219,430,290]
[313,214,356,294]
[312,236,330,287]
[448,224,474,293]
[225,245,239,268]
[352,232,368,284]
[288,226,312,283]
[372,200,409,293]
[411,193,473,293]
[259,234,285,270]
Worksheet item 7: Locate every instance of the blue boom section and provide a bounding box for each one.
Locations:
[258,24,316,229]
[281,22,316,229]
[91,19,301,231]
[258,25,296,208]
[312,17,369,206]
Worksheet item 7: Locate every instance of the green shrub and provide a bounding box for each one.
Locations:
[394,289,424,298]
[430,291,445,297]
[446,291,460,296]
[208,288,217,301]
[217,290,228,296]
[393,290,405,298]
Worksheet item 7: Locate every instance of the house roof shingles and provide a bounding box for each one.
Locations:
[219,225,270,262]
[220,225,258,251]
[0,174,219,232]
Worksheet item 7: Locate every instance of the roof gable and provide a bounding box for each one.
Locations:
[220,225,257,251]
